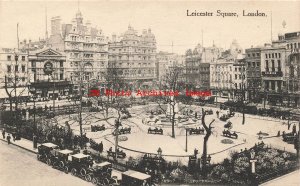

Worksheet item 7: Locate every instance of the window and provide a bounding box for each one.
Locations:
[7,65,11,72]
[235,74,237,79]
[32,61,36,68]
[22,65,25,72]
[275,53,278,58]
[15,65,18,72]
[256,53,260,57]
[278,60,281,71]
[22,56,25,61]
[269,54,271,58]
[272,60,275,72]
[60,73,63,80]
[278,53,281,58]
[22,77,25,82]
[265,54,268,58]
[272,53,274,58]
[7,55,11,61]
[60,61,63,68]
[252,62,256,67]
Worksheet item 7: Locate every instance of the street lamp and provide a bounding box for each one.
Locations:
[185,128,190,152]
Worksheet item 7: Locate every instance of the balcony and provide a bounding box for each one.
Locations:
[262,71,283,77]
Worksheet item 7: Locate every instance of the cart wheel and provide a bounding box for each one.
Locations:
[59,161,64,169]
[46,158,52,166]
[80,167,87,176]
[64,166,69,174]
[85,174,92,182]
[71,168,77,176]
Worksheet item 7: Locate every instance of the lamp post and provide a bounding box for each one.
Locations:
[185,128,190,152]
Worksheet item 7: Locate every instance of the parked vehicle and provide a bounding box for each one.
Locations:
[52,149,75,170]
[85,161,118,185]
[121,170,152,186]
[37,143,60,165]
[65,153,94,177]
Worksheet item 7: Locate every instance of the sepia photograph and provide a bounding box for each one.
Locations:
[0,0,299,185]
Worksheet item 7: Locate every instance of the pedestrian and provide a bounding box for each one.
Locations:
[6,134,11,145]
[99,141,103,153]
[216,110,219,118]
[2,129,5,139]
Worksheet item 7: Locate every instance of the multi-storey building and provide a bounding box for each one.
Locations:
[210,56,234,100]
[245,47,262,102]
[108,25,157,88]
[48,11,108,91]
[27,48,72,98]
[260,31,300,107]
[233,55,247,101]
[185,44,210,90]
[156,52,185,81]
[0,48,29,101]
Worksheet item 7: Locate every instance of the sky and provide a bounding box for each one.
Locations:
[0,0,300,55]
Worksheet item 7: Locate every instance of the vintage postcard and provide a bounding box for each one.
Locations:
[0,0,299,185]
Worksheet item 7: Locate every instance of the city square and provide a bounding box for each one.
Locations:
[0,1,300,186]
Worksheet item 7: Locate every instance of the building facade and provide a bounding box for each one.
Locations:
[260,31,300,107]
[0,48,29,100]
[27,48,72,98]
[48,11,109,89]
[185,44,210,90]
[245,47,262,102]
[108,25,157,87]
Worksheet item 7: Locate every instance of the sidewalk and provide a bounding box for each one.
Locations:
[0,130,38,154]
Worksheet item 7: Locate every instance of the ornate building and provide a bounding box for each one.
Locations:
[48,11,109,90]
[108,25,157,87]
[27,48,72,98]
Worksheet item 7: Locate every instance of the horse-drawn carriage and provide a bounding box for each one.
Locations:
[222,130,238,139]
[148,127,163,135]
[189,127,205,135]
[91,124,105,132]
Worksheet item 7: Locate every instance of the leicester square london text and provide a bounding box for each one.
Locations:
[186,10,267,17]
[88,89,212,97]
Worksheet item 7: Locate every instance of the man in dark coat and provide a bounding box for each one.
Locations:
[2,129,5,139]
[99,141,103,153]
[6,134,11,144]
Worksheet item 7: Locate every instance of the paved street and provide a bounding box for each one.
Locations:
[0,141,92,186]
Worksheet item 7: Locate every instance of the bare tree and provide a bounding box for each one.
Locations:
[201,108,215,178]
[156,66,182,138]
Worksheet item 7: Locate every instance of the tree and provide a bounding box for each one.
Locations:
[156,66,182,138]
[4,53,27,126]
[201,108,215,178]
